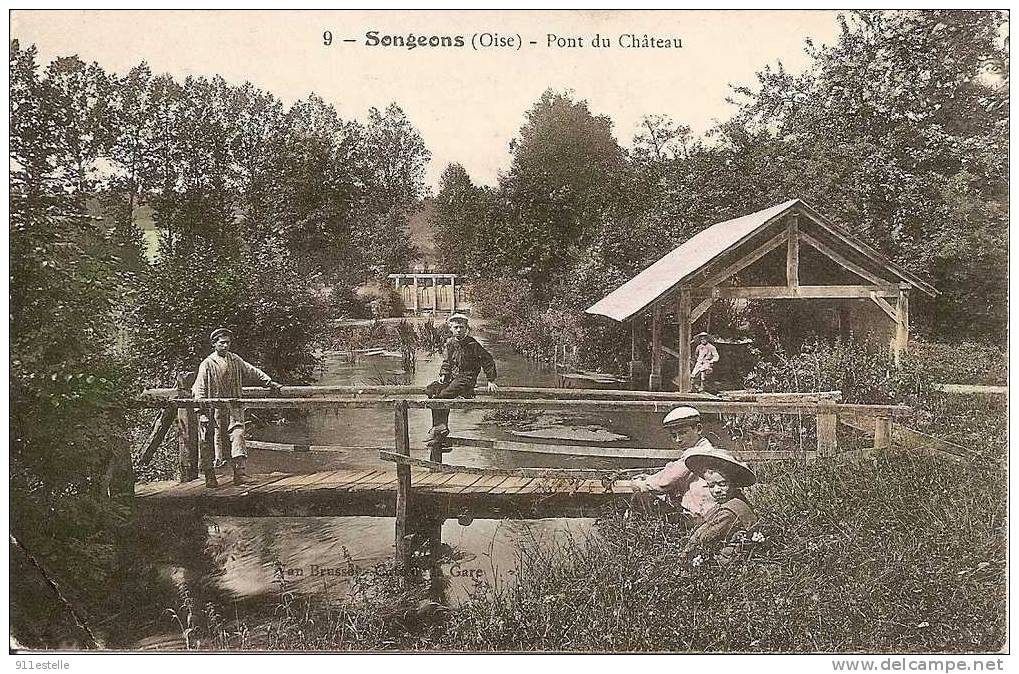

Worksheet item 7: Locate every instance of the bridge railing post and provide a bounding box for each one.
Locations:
[874,414,892,451]
[816,400,838,459]
[394,400,412,575]
[176,372,199,482]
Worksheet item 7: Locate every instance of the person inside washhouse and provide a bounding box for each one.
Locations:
[690,331,719,392]
[630,405,718,521]
[680,446,758,565]
[424,313,499,450]
[193,328,283,488]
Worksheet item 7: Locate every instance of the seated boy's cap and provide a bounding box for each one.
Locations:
[694,331,712,339]
[663,406,700,427]
[684,446,757,487]
[447,313,470,325]
[210,327,233,342]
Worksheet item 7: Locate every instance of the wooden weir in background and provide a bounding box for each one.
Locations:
[132,385,912,573]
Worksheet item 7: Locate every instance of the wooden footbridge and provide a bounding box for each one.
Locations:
[132,384,912,571]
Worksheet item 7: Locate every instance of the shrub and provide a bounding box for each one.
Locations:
[469,276,538,332]
[329,285,370,319]
[355,283,406,319]
[907,337,1007,386]
[744,338,943,409]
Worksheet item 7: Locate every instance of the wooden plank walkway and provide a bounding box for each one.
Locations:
[135,468,639,520]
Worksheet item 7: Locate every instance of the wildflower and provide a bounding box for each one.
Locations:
[916,622,930,628]
[751,531,765,543]
[691,555,704,568]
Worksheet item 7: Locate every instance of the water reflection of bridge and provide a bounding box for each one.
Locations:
[133,385,912,574]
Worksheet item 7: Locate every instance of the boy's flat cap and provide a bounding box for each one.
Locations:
[210,327,233,342]
[662,406,700,427]
[447,313,470,324]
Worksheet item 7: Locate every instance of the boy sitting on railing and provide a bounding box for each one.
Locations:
[425,313,499,450]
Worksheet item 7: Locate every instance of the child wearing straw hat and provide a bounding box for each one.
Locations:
[680,446,758,562]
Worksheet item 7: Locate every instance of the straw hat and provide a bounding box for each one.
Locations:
[684,446,757,487]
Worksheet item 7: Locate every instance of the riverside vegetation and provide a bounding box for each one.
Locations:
[164,336,1005,652]
[10,9,1008,649]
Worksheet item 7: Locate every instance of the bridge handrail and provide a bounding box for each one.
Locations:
[132,393,912,417]
[139,385,911,484]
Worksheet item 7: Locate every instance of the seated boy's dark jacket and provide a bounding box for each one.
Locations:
[439,336,497,393]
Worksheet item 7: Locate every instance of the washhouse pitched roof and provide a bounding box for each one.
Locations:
[585,199,937,323]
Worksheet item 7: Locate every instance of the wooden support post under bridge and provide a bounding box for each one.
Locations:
[394,400,413,576]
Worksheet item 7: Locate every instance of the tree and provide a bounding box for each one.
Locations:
[10,41,136,647]
[719,10,1008,339]
[501,90,628,288]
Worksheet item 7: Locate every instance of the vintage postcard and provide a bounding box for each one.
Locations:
[8,8,1009,665]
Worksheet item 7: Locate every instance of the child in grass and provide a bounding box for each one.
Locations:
[680,446,758,563]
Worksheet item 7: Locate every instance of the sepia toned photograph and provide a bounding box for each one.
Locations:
[8,9,1009,656]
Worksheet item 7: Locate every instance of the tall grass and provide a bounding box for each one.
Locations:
[197,450,1004,652]
[437,453,1005,652]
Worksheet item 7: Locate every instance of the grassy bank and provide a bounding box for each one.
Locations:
[180,444,1004,652]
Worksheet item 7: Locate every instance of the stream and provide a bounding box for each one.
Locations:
[127,326,698,649]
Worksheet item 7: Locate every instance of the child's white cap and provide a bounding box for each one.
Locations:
[663,406,700,427]
[447,313,470,325]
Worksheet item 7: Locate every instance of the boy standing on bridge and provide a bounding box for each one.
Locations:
[425,314,499,450]
[193,328,283,488]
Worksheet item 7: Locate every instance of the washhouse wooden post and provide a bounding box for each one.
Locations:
[894,284,910,366]
[649,306,663,391]
[786,212,800,288]
[677,289,692,393]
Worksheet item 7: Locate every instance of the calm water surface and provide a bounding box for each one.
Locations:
[131,330,688,648]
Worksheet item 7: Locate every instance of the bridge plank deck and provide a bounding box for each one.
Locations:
[427,472,488,494]
[135,468,637,519]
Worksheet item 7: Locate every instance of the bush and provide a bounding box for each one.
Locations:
[744,338,943,409]
[355,283,405,319]
[469,276,538,332]
[329,285,370,319]
[132,240,327,384]
[908,337,1007,386]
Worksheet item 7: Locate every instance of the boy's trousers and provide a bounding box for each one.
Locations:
[198,409,247,470]
[425,377,476,428]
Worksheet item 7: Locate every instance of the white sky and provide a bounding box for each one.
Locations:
[11,9,843,191]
